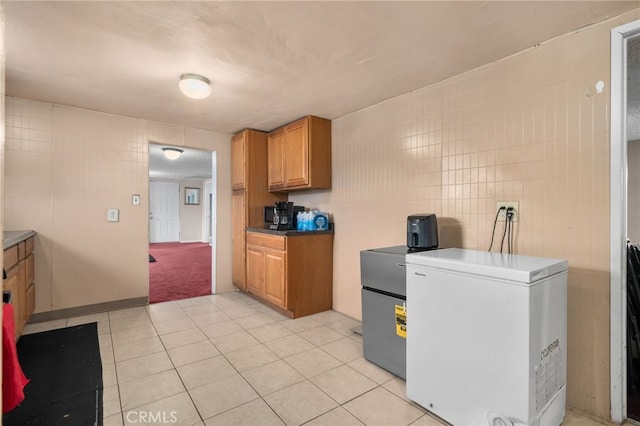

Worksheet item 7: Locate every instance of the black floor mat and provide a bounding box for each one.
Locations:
[3,323,103,426]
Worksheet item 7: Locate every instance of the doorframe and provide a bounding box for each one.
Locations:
[147,146,218,296]
[611,18,640,423]
[210,151,217,294]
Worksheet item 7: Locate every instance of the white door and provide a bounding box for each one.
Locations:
[150,181,180,243]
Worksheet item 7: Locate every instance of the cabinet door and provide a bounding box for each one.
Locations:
[246,245,265,297]
[26,253,34,285]
[268,128,285,190]
[231,131,246,190]
[232,192,247,289]
[4,266,20,339]
[18,260,27,332]
[264,248,286,308]
[284,118,309,188]
[26,284,35,319]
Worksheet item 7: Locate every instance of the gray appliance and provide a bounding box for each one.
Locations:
[360,245,413,379]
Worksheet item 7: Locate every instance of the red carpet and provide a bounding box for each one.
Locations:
[149,242,212,303]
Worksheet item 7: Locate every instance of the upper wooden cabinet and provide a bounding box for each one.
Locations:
[231,132,247,190]
[267,128,285,190]
[268,116,331,191]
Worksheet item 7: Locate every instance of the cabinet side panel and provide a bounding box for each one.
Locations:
[247,130,287,227]
[308,116,332,189]
[232,191,247,289]
[287,234,333,317]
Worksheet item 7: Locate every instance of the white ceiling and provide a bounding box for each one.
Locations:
[5,2,639,179]
[5,1,639,137]
[149,144,212,180]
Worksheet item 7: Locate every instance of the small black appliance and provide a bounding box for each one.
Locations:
[269,202,304,230]
[407,214,438,250]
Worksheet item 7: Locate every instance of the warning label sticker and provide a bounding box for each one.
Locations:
[395,305,406,338]
[535,339,563,411]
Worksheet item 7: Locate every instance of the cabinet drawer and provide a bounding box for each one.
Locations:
[246,232,285,250]
[4,245,18,270]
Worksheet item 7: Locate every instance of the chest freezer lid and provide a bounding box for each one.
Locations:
[405,248,568,283]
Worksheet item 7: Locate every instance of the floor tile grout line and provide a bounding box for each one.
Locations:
[192,301,296,424]
[106,316,124,425]
[221,301,375,425]
[51,293,401,425]
[176,296,339,423]
[199,308,337,425]
[142,303,206,425]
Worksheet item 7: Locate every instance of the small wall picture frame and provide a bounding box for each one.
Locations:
[185,187,200,205]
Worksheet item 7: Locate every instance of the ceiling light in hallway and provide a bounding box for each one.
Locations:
[162,147,183,160]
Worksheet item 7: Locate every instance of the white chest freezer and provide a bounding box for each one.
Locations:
[405,248,568,426]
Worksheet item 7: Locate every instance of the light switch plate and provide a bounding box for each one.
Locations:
[107,208,119,222]
[132,194,140,206]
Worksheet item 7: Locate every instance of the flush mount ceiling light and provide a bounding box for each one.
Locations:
[178,73,211,99]
[162,147,184,160]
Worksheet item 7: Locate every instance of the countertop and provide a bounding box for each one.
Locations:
[4,230,36,250]
[247,226,334,237]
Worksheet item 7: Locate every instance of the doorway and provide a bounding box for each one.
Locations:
[148,143,216,302]
[611,19,640,423]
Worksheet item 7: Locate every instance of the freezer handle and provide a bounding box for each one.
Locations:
[397,263,406,268]
[414,272,426,277]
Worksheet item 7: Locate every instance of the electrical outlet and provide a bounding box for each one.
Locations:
[132,194,140,206]
[496,202,519,222]
[107,208,119,222]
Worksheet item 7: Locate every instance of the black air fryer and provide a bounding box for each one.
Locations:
[407,214,438,250]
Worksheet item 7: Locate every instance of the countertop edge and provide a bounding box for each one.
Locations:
[4,230,36,250]
[247,227,334,237]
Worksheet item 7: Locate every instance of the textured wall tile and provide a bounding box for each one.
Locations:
[290,10,640,419]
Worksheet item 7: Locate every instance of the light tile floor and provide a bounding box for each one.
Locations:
[22,291,609,426]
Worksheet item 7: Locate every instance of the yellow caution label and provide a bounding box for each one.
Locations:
[395,305,407,338]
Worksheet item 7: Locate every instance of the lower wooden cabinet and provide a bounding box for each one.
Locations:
[3,235,36,339]
[245,230,333,318]
[4,265,20,339]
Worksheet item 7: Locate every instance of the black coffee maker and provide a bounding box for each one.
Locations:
[271,202,294,230]
[270,202,304,230]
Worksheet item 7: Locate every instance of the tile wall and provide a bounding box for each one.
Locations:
[4,99,233,313]
[291,8,640,419]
